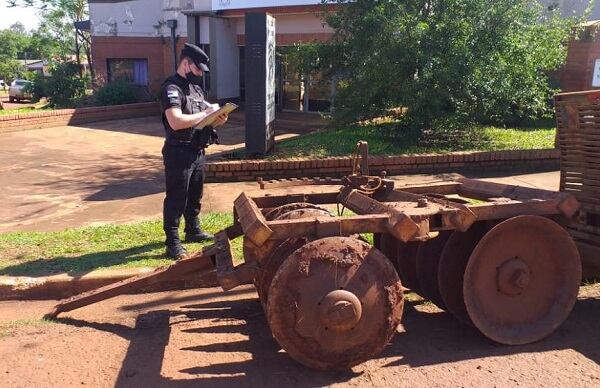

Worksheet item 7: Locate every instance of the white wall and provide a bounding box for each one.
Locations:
[90,0,330,38]
[209,18,241,99]
[233,12,332,35]
[561,0,600,19]
[198,16,211,43]
[212,0,322,11]
[540,0,600,20]
[90,0,196,37]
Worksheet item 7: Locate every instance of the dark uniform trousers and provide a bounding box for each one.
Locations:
[162,142,205,245]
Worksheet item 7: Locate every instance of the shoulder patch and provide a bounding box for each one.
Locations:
[167,90,179,98]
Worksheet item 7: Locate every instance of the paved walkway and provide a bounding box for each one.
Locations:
[0,115,559,233]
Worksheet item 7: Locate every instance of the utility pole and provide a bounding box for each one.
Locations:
[167,20,178,73]
[75,28,82,77]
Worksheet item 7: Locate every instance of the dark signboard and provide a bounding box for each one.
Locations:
[245,12,276,155]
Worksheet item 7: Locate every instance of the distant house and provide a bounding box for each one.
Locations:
[17,59,47,76]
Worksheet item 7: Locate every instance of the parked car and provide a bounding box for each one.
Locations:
[9,79,33,102]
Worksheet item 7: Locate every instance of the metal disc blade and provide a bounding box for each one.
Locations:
[464,215,581,345]
[267,237,404,370]
[264,202,327,221]
[256,237,308,309]
[379,234,422,294]
[251,206,332,305]
[244,202,330,263]
[416,231,452,309]
[438,222,490,324]
[248,202,332,307]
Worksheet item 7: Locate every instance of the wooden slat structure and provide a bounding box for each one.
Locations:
[555,90,600,277]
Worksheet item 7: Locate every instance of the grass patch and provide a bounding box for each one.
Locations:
[0,319,58,338]
[261,118,555,159]
[0,213,240,277]
[0,104,52,116]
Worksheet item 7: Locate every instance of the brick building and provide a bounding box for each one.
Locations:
[89,0,337,111]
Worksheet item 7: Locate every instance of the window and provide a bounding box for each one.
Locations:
[107,59,148,86]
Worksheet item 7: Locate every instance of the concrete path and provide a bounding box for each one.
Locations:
[0,115,560,233]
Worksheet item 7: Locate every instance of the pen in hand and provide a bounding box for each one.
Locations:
[200,100,219,112]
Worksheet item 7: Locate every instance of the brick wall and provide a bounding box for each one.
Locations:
[205,149,560,182]
[91,36,188,94]
[561,28,600,92]
[0,102,160,133]
[560,41,600,92]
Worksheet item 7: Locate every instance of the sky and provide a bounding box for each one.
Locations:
[0,0,41,31]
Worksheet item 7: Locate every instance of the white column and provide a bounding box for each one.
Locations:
[209,17,240,101]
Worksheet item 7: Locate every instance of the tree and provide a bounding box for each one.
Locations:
[0,27,29,59]
[10,22,27,35]
[0,25,31,82]
[36,7,77,61]
[0,59,21,84]
[7,0,92,77]
[319,0,586,129]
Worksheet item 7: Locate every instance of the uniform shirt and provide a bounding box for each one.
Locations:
[160,73,207,142]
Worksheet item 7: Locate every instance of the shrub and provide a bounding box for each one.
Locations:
[94,81,138,106]
[43,61,87,108]
[320,0,586,130]
[27,72,48,103]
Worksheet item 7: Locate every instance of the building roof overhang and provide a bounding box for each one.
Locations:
[184,4,338,18]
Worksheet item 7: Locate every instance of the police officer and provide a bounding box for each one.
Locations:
[160,43,228,259]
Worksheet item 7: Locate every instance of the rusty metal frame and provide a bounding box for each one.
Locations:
[239,178,580,251]
[46,145,583,318]
[555,90,600,277]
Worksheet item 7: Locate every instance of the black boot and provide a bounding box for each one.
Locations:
[165,242,188,259]
[184,230,214,243]
[184,217,214,242]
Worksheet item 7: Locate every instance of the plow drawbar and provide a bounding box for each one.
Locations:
[45,141,586,370]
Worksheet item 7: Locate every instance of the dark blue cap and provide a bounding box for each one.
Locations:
[181,43,209,72]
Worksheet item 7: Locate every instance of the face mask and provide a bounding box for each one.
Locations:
[186,71,204,85]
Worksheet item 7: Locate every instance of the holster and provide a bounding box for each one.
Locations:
[191,126,219,149]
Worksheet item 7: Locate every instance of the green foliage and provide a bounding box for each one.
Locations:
[43,61,86,107]
[94,81,139,106]
[27,72,48,102]
[0,25,29,60]
[319,0,586,129]
[21,70,37,81]
[8,0,90,68]
[0,59,21,84]
[280,43,329,77]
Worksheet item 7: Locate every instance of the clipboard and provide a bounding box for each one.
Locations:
[197,102,238,128]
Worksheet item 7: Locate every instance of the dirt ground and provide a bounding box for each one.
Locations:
[0,113,321,233]
[0,284,598,388]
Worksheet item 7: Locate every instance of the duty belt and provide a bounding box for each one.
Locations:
[165,138,205,152]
